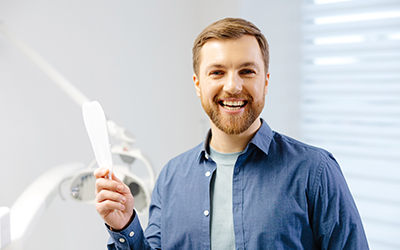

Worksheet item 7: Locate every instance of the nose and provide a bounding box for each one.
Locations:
[223,73,242,94]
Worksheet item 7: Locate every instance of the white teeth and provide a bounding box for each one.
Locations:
[225,106,241,110]
[220,100,246,110]
[222,100,245,107]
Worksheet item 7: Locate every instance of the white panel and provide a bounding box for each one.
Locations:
[345,176,400,203]
[355,199,400,225]
[362,219,400,248]
[303,0,400,14]
[302,0,400,247]
[303,83,400,93]
[302,103,400,115]
[303,72,400,81]
[340,158,400,182]
[302,19,400,34]
[303,43,400,57]
[302,62,400,73]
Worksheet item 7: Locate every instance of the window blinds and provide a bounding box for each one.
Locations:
[301,0,400,249]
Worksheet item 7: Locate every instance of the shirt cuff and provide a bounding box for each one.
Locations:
[106,210,144,249]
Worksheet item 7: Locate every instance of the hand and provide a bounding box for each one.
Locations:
[94,167,135,230]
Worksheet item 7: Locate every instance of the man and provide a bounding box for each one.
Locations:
[94,18,369,249]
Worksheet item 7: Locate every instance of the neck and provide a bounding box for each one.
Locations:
[209,118,261,153]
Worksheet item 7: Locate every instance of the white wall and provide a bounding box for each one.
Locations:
[240,1,302,138]
[0,1,301,249]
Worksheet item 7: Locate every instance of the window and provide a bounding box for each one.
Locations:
[301,0,400,249]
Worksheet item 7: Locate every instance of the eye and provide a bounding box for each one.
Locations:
[209,70,225,76]
[240,69,256,75]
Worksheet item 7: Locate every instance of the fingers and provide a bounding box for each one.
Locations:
[93,167,135,229]
[94,167,127,186]
[93,167,112,179]
[96,188,127,204]
[93,167,133,210]
[95,174,131,197]
[96,189,127,212]
[94,173,129,215]
[95,177,119,193]
[95,201,125,217]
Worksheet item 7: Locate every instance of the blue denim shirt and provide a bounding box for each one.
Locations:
[107,119,369,250]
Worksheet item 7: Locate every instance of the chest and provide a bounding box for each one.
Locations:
[159,160,313,249]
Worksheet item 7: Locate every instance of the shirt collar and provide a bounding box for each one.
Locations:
[197,118,274,162]
[248,118,273,156]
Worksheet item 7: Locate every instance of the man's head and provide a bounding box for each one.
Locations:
[192,17,269,77]
[193,18,270,136]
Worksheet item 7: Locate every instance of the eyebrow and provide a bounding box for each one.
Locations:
[205,62,261,72]
[205,64,224,71]
[239,62,261,71]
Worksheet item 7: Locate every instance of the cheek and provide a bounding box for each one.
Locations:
[201,83,219,100]
[255,80,268,98]
[248,85,265,100]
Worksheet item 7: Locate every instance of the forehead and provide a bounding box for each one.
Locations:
[199,35,264,70]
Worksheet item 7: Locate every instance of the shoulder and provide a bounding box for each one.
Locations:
[269,131,343,193]
[167,142,203,167]
[273,132,330,156]
[271,131,338,167]
[157,142,204,180]
[254,120,332,162]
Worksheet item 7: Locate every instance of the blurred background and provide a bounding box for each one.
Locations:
[0,0,398,249]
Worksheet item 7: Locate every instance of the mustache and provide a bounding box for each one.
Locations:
[213,93,253,103]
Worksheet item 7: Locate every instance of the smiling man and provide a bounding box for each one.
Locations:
[94,18,369,250]
[194,34,268,152]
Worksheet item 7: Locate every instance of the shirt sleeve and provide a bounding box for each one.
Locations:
[310,153,369,249]
[106,210,156,250]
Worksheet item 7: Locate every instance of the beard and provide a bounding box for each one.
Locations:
[201,92,264,135]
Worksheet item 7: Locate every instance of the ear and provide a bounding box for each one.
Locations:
[193,74,201,97]
[264,72,270,95]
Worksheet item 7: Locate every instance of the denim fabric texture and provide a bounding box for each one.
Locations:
[107,119,369,250]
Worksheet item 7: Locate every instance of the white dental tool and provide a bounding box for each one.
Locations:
[82,101,113,179]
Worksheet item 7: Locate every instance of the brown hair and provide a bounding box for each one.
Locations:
[192,17,269,76]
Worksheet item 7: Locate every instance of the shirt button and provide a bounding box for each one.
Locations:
[204,210,210,216]
[205,154,209,160]
[205,171,211,177]
[119,238,125,243]
[129,231,134,237]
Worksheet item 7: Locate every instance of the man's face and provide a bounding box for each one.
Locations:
[193,35,269,135]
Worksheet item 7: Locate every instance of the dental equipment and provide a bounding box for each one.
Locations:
[1,163,85,250]
[0,21,155,249]
[0,20,134,147]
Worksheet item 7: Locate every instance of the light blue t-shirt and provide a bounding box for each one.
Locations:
[209,147,242,250]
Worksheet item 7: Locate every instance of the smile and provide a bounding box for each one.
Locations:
[219,100,248,110]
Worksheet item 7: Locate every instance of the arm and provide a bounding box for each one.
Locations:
[94,168,158,250]
[310,154,369,249]
[106,209,156,250]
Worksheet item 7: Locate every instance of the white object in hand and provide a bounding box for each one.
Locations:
[82,101,113,179]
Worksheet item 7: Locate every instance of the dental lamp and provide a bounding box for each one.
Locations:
[0,22,155,249]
